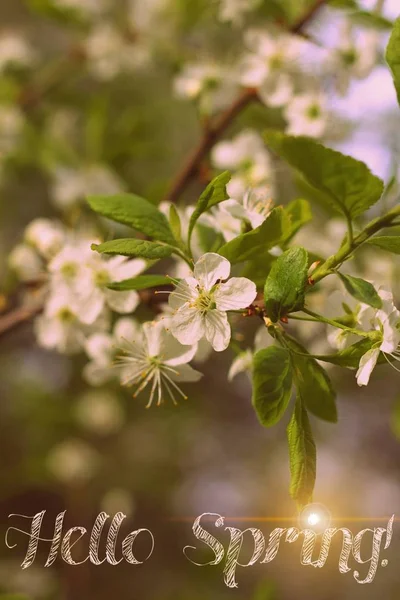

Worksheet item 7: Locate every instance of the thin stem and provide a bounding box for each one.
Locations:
[301,308,370,338]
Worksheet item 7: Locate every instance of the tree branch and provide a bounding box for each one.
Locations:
[164,0,328,203]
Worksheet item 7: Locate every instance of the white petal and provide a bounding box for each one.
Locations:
[84,333,113,363]
[228,350,253,381]
[169,363,203,383]
[194,253,230,290]
[113,258,147,282]
[356,348,380,387]
[76,290,105,325]
[142,320,164,356]
[170,306,204,346]
[105,289,139,314]
[113,317,141,343]
[204,310,230,351]
[83,361,114,386]
[169,277,198,310]
[214,277,257,311]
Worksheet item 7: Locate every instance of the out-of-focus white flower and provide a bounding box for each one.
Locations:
[356,289,400,386]
[117,320,202,407]
[129,0,168,31]
[218,0,260,24]
[240,30,303,107]
[24,218,66,259]
[8,244,43,282]
[83,317,140,385]
[85,23,142,80]
[200,204,242,242]
[225,189,274,229]
[50,163,124,209]
[0,106,24,154]
[75,390,124,435]
[211,130,275,200]
[169,253,257,351]
[284,92,329,138]
[35,288,109,354]
[328,22,380,95]
[101,488,135,517]
[0,33,35,72]
[228,326,273,380]
[174,62,238,114]
[47,439,99,483]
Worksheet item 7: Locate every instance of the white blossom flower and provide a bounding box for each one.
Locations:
[117,320,202,407]
[0,33,35,72]
[0,106,24,154]
[225,189,274,229]
[84,23,140,80]
[211,130,275,200]
[228,326,273,380]
[168,253,257,351]
[356,289,400,386]
[35,288,109,354]
[8,244,43,282]
[83,317,141,385]
[24,218,66,259]
[174,62,238,113]
[284,92,329,138]
[50,163,124,209]
[328,22,380,95]
[200,204,242,242]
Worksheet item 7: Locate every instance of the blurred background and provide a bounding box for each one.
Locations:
[1,0,400,598]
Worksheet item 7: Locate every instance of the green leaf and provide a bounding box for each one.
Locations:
[252,346,293,427]
[386,19,400,105]
[92,239,174,259]
[265,131,383,219]
[287,395,316,508]
[169,204,183,245]
[338,273,382,308]
[87,194,175,245]
[108,274,172,291]
[329,0,358,7]
[350,10,393,30]
[264,247,308,322]
[313,338,384,369]
[218,207,286,264]
[282,198,313,244]
[188,171,231,246]
[367,236,400,254]
[286,336,337,423]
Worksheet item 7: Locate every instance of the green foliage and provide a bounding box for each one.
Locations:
[386,19,400,105]
[252,346,293,427]
[338,273,382,308]
[287,395,316,508]
[264,247,308,322]
[168,204,184,247]
[92,239,175,259]
[87,194,176,245]
[264,131,384,219]
[282,198,313,244]
[187,171,231,246]
[286,337,338,423]
[390,396,400,440]
[218,207,286,264]
[314,338,384,368]
[367,235,400,254]
[350,10,393,30]
[108,275,172,291]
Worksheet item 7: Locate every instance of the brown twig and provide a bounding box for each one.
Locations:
[164,0,328,204]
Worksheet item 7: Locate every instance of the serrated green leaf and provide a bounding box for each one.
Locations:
[264,247,308,322]
[252,346,293,427]
[265,131,383,219]
[287,395,316,508]
[108,274,172,291]
[169,204,183,245]
[218,207,286,264]
[188,171,231,246]
[282,198,313,244]
[87,194,175,245]
[338,273,382,308]
[285,336,337,423]
[92,239,174,259]
[350,10,393,30]
[367,235,400,254]
[386,19,400,105]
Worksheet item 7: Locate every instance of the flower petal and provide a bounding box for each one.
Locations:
[168,363,203,383]
[170,306,204,346]
[168,277,198,310]
[228,350,253,381]
[204,310,230,351]
[105,289,139,314]
[194,253,230,290]
[356,348,380,387]
[214,277,257,311]
[84,333,113,363]
[112,258,147,282]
